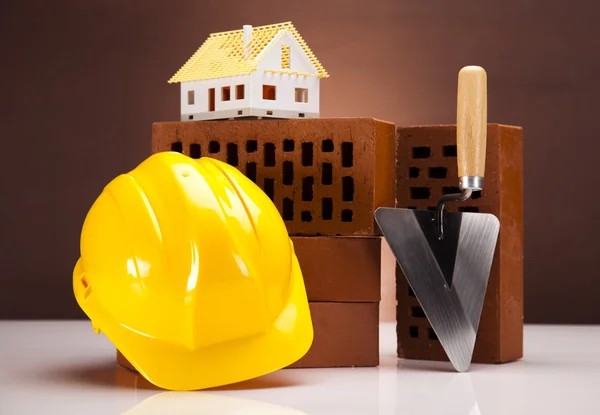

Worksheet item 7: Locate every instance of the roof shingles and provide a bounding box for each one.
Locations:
[168,22,329,83]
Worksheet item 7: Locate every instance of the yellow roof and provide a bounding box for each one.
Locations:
[168,21,329,83]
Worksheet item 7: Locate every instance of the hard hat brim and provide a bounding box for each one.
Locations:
[74,251,313,391]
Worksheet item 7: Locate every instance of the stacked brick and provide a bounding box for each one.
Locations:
[394,124,524,364]
[150,117,396,368]
[114,118,525,372]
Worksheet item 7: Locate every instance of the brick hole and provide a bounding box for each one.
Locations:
[442,186,461,195]
[322,163,333,185]
[472,191,482,200]
[408,287,416,297]
[283,198,294,221]
[427,206,437,211]
[189,143,201,159]
[264,143,276,167]
[283,161,294,185]
[301,211,312,222]
[209,141,220,153]
[322,139,334,152]
[264,178,275,201]
[407,206,417,209]
[342,176,354,201]
[459,206,480,213]
[410,187,430,199]
[409,326,419,338]
[283,139,295,152]
[246,162,257,183]
[302,142,313,166]
[246,140,258,153]
[411,306,426,318]
[412,146,431,159]
[322,198,333,220]
[443,145,457,157]
[226,143,238,166]
[428,167,447,179]
[171,142,183,153]
[427,328,439,341]
[341,142,353,167]
[341,209,353,222]
[409,167,420,178]
[302,177,314,201]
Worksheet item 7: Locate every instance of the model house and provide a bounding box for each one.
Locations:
[168,22,329,121]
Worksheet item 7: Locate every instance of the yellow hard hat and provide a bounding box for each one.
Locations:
[72,151,313,391]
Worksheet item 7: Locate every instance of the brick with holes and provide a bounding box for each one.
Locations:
[152,118,396,235]
[395,124,524,364]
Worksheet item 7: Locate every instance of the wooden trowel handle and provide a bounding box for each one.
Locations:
[457,65,487,191]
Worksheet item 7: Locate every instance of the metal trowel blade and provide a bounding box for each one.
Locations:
[375,207,500,372]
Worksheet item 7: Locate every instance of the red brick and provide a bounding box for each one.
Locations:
[395,124,524,364]
[287,302,379,368]
[292,236,381,302]
[117,302,380,371]
[152,118,396,236]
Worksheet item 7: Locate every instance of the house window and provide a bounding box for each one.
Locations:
[236,84,245,100]
[222,86,231,101]
[281,45,290,69]
[263,85,276,100]
[295,88,308,103]
[208,88,215,111]
[187,90,195,105]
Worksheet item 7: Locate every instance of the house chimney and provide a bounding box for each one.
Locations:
[243,25,252,45]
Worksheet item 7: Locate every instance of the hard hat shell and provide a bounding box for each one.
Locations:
[73,151,313,391]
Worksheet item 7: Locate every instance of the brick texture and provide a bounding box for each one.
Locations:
[287,302,379,368]
[152,118,396,236]
[292,236,381,302]
[395,124,524,364]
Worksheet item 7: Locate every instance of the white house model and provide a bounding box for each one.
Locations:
[168,22,329,121]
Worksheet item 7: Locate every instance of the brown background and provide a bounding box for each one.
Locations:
[1,0,598,323]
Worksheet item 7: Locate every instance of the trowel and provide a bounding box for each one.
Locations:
[375,65,500,372]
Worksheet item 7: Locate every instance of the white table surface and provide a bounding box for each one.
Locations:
[0,321,598,414]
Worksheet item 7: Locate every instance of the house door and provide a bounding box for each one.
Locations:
[208,88,215,112]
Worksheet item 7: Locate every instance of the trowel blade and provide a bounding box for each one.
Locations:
[375,207,500,372]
